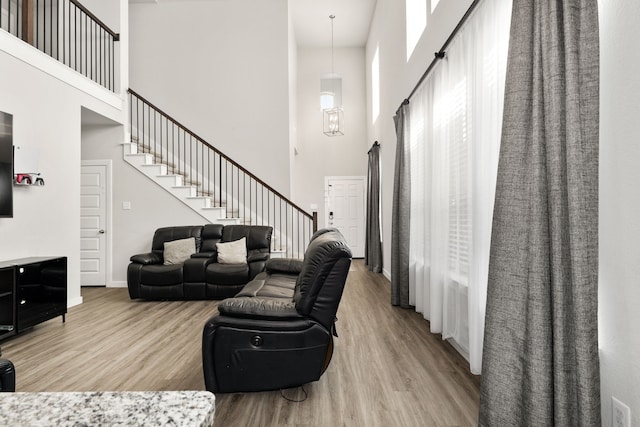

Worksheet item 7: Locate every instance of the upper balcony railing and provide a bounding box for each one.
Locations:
[0,0,119,91]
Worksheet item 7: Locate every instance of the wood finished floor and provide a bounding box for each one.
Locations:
[1,260,480,426]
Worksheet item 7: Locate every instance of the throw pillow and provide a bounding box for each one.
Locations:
[216,237,247,264]
[163,237,196,265]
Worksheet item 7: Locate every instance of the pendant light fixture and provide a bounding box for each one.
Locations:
[323,14,344,136]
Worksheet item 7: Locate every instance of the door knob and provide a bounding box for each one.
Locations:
[99,229,105,234]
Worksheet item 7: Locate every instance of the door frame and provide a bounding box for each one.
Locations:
[324,175,367,257]
[80,160,113,287]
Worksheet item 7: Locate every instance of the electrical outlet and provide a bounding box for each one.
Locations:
[612,396,631,427]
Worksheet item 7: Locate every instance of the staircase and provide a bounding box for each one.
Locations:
[125,89,316,258]
[122,140,237,225]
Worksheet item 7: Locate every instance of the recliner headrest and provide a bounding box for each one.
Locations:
[293,229,352,318]
[222,225,273,251]
[152,226,203,253]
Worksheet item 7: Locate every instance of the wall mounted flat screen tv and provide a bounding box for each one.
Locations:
[0,112,13,218]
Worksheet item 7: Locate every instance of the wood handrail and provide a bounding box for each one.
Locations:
[127,88,313,221]
[69,0,120,41]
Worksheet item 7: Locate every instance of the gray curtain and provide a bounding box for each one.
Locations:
[479,0,600,426]
[391,102,410,307]
[365,141,383,273]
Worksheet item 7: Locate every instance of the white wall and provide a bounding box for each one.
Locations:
[0,47,125,307]
[129,0,292,196]
[287,5,298,198]
[293,47,368,228]
[366,0,473,277]
[80,121,206,284]
[81,0,120,31]
[599,1,640,425]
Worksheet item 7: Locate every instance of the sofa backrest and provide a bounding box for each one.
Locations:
[201,224,224,253]
[151,226,204,255]
[293,229,352,331]
[221,225,273,257]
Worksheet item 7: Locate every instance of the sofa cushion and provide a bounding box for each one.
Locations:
[206,263,250,285]
[235,274,297,298]
[164,237,196,265]
[140,264,184,286]
[216,238,247,264]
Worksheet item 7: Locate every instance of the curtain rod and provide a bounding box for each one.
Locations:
[399,0,481,111]
[368,140,380,153]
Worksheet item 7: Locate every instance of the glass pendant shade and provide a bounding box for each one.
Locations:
[323,107,344,136]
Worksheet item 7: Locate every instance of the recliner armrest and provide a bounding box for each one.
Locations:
[248,252,269,263]
[0,358,15,392]
[191,251,216,259]
[218,297,302,320]
[130,252,162,265]
[265,258,304,274]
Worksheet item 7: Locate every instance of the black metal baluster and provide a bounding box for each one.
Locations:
[206,147,210,198]
[62,0,66,63]
[56,0,59,59]
[128,92,131,142]
[279,198,282,251]
[48,0,52,56]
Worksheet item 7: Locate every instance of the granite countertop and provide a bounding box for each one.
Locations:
[0,390,215,426]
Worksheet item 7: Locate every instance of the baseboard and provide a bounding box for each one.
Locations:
[108,281,128,288]
[382,268,391,281]
[68,296,83,308]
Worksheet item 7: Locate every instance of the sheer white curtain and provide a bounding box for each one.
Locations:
[407,0,511,374]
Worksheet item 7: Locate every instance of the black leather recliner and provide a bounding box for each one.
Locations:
[0,356,15,392]
[128,224,272,300]
[202,228,352,393]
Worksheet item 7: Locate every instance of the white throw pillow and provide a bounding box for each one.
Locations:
[163,237,196,265]
[216,237,247,264]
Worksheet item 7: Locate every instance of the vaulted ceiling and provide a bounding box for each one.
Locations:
[290,0,377,48]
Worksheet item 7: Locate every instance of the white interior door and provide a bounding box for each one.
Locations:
[80,163,108,286]
[326,176,366,258]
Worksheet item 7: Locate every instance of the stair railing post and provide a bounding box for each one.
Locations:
[21,0,34,45]
[312,211,318,233]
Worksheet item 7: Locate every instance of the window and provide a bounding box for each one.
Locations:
[406,0,427,60]
[405,0,512,374]
[433,78,471,282]
[371,45,380,124]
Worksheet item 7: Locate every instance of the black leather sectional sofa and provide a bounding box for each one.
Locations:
[127,224,272,300]
[202,228,352,393]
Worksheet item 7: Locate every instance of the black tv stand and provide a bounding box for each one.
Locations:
[0,257,67,341]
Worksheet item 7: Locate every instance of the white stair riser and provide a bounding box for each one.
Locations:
[155,175,183,188]
[140,164,168,177]
[186,197,213,209]
[172,186,197,198]
[124,153,154,167]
